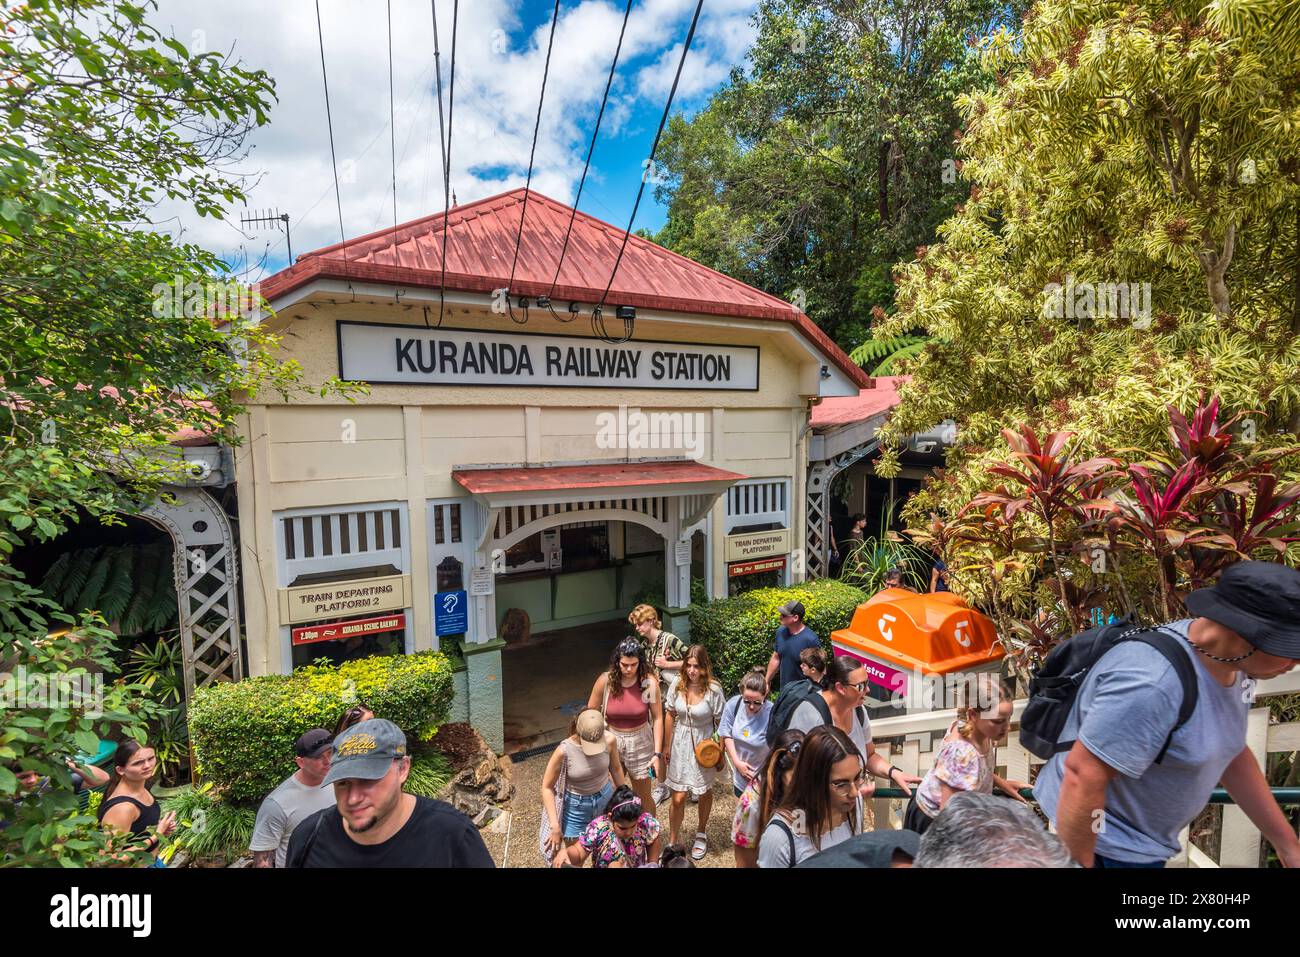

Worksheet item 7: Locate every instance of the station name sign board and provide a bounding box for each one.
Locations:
[279,574,411,625]
[337,321,759,390]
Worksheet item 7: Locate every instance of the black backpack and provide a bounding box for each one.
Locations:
[768,677,866,741]
[1019,619,1199,764]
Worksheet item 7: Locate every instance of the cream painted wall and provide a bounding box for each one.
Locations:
[234,295,817,674]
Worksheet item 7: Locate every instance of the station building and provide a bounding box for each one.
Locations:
[232,188,874,750]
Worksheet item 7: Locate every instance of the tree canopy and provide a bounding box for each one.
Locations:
[650,0,1027,350]
[0,0,349,865]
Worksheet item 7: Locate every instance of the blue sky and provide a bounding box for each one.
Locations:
[148,0,760,280]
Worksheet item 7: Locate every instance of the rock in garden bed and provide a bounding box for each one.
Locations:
[429,722,514,826]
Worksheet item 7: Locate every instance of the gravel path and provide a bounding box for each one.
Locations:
[479,751,739,868]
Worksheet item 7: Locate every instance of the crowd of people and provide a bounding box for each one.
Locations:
[8,562,1299,869]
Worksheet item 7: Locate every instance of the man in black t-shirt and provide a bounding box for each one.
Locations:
[287,719,493,868]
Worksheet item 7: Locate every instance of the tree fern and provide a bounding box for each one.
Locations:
[143,544,179,633]
[849,334,929,375]
[40,551,73,597]
[119,543,177,636]
[43,542,178,636]
[872,338,930,375]
[45,546,98,607]
[97,545,135,624]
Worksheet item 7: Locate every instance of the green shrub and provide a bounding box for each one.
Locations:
[404,752,453,799]
[161,782,256,864]
[689,579,870,694]
[189,652,455,802]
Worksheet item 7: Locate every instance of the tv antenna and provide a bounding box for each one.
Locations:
[239,208,293,262]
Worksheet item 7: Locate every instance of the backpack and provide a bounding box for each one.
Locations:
[1019,620,1199,764]
[767,678,866,741]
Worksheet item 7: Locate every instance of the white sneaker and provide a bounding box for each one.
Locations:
[652,784,669,805]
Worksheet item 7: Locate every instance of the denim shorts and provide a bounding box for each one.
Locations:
[562,781,614,839]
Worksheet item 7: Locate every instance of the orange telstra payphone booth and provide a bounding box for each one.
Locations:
[831,589,1004,713]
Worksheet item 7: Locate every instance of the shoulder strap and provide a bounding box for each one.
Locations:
[727,695,743,727]
[770,816,797,868]
[809,691,833,725]
[1131,628,1199,764]
[290,809,328,868]
[601,678,610,719]
[855,704,867,727]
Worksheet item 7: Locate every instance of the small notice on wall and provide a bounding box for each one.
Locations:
[469,567,494,596]
[674,539,692,567]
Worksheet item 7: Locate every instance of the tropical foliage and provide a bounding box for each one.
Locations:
[189,652,456,802]
[874,0,1300,487]
[689,578,870,692]
[41,542,177,637]
[651,0,1027,351]
[916,397,1300,670]
[0,0,348,865]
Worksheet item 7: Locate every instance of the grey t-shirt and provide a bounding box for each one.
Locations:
[757,796,864,867]
[250,773,337,867]
[1033,619,1249,863]
[788,699,870,763]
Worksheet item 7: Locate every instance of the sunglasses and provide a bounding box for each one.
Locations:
[743,698,764,709]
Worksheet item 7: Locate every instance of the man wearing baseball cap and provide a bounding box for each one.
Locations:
[1035,561,1300,868]
[286,719,493,867]
[249,728,336,868]
[765,600,821,692]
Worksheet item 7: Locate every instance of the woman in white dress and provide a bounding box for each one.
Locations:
[664,644,726,861]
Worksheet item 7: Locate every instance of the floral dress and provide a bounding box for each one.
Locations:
[579,813,662,868]
[731,777,763,848]
[665,677,726,796]
[915,721,994,818]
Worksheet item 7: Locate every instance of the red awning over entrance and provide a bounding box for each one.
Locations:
[454,461,747,496]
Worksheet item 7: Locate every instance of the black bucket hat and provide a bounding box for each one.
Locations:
[1185,561,1300,659]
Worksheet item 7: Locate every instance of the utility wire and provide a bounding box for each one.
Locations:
[314,0,350,294]
[428,0,449,327]
[387,0,399,281]
[505,0,562,326]
[436,0,459,327]
[544,0,634,325]
[313,0,353,295]
[594,0,706,343]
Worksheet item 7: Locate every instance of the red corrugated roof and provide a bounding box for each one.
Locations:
[810,376,910,429]
[454,461,746,495]
[258,188,870,389]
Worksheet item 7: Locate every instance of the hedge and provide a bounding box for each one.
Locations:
[689,579,870,695]
[189,652,455,803]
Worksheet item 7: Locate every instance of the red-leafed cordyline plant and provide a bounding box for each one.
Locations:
[1113,396,1299,616]
[966,426,1122,634]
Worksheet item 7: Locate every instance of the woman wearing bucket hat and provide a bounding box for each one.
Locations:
[539,709,624,862]
[663,644,726,860]
[1036,560,1300,868]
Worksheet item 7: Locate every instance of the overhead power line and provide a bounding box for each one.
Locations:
[314,0,352,296]
[593,0,706,344]
[542,0,635,325]
[435,0,459,327]
[505,0,563,326]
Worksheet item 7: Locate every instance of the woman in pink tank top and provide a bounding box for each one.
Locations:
[586,637,664,814]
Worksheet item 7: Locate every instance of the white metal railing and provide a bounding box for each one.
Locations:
[868,669,1300,868]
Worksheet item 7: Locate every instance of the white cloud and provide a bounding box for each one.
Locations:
[143,0,757,275]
